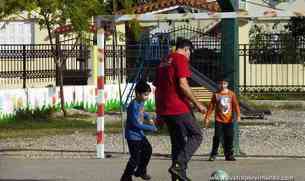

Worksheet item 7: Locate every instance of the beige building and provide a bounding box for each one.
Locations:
[238,0,305,89]
[0,12,51,44]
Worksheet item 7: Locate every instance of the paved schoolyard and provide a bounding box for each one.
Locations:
[0,155,303,181]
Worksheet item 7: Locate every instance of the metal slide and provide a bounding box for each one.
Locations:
[190,65,271,119]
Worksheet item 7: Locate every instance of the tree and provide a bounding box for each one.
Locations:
[0,0,106,116]
[287,16,305,36]
[103,0,150,14]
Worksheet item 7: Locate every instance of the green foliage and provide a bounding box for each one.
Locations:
[128,19,143,41]
[0,0,106,35]
[63,101,85,110]
[105,99,121,112]
[103,98,155,112]
[0,114,16,124]
[144,99,155,112]
[0,0,33,19]
[0,106,55,124]
[54,103,62,112]
[249,23,300,64]
[15,107,33,121]
[287,16,305,36]
[87,103,98,113]
[15,105,55,121]
[249,23,288,47]
[104,0,149,14]
[53,101,96,113]
[73,101,85,110]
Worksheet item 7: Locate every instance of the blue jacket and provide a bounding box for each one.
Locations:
[125,100,157,141]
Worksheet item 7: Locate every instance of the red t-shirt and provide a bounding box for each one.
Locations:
[154,52,191,115]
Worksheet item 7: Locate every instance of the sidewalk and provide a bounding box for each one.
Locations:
[0,155,303,181]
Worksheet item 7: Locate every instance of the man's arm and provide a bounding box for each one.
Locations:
[204,94,216,128]
[179,77,206,113]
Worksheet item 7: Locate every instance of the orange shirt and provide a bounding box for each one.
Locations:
[205,90,241,123]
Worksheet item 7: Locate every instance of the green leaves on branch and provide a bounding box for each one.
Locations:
[0,0,106,34]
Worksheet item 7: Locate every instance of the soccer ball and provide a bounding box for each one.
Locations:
[210,169,229,181]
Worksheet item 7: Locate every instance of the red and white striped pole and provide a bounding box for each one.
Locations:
[96,24,105,159]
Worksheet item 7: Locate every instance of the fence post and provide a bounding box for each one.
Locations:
[120,45,124,83]
[243,44,247,93]
[55,35,60,86]
[79,43,84,71]
[22,45,26,89]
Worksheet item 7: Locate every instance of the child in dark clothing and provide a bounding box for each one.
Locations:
[120,80,157,181]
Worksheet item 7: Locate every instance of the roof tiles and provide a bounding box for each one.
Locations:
[118,0,221,14]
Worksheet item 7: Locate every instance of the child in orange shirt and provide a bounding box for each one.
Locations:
[204,77,240,161]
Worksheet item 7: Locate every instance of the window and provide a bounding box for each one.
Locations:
[0,21,34,44]
[239,0,247,10]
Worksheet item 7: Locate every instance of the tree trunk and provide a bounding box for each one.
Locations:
[58,64,67,116]
[42,9,67,117]
[56,37,67,117]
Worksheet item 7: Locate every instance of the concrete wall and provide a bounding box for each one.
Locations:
[0,84,155,117]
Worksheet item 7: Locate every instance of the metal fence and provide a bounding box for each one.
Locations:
[3,31,304,97]
[0,44,90,88]
[104,42,222,83]
[105,42,305,97]
[238,32,305,97]
[239,44,305,97]
[104,45,126,84]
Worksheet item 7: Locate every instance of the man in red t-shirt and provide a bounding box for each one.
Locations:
[154,38,207,181]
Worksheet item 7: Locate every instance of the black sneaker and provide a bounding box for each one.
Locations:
[134,173,151,180]
[120,174,133,181]
[168,163,192,181]
[225,156,236,161]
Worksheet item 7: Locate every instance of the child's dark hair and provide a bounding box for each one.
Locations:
[135,80,151,94]
[217,77,230,83]
[176,37,193,50]
[217,73,230,83]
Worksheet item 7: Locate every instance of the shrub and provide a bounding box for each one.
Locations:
[15,105,55,121]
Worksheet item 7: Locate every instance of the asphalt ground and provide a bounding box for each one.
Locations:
[0,155,304,181]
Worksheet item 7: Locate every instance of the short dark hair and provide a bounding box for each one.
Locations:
[217,72,231,83]
[217,75,230,83]
[135,80,151,94]
[175,37,193,50]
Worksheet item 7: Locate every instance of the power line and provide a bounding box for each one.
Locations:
[245,0,285,11]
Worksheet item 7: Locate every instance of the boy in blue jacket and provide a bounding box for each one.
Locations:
[120,80,157,181]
